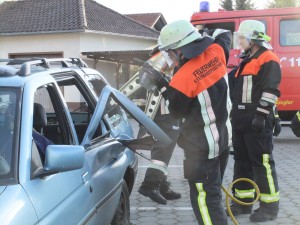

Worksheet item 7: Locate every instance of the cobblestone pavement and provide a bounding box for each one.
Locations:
[129,121,300,225]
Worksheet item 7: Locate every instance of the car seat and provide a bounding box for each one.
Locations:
[32,103,54,162]
[33,103,47,135]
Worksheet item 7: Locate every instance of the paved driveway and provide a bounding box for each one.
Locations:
[130,122,300,225]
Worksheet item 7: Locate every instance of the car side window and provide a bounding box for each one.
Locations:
[56,76,104,143]
[85,75,132,137]
[87,75,107,97]
[31,84,75,176]
[34,86,69,145]
[103,97,130,134]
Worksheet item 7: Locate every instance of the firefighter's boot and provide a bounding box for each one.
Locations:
[227,202,252,216]
[138,185,167,205]
[249,202,279,222]
[139,169,168,204]
[160,180,181,200]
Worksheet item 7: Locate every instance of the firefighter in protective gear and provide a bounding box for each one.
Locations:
[291,110,300,137]
[137,48,182,205]
[144,20,232,225]
[230,20,281,222]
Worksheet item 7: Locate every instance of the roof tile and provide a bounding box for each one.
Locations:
[125,13,165,28]
[0,0,159,39]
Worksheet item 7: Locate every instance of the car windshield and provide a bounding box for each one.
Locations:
[0,88,20,184]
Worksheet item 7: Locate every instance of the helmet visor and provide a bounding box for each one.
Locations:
[233,32,251,50]
[160,50,178,69]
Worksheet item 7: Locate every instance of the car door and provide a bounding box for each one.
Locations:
[20,80,97,225]
[81,85,171,148]
[80,85,172,223]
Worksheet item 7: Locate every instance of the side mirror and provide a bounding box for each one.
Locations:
[44,145,84,172]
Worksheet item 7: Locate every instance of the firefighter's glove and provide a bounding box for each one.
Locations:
[142,62,169,90]
[252,115,265,133]
[273,118,281,137]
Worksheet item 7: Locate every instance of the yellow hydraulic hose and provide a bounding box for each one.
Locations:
[222,178,261,225]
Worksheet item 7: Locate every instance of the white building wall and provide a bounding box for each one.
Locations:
[80,32,156,51]
[0,31,156,88]
[0,33,81,58]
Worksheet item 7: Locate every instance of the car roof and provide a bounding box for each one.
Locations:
[0,58,89,87]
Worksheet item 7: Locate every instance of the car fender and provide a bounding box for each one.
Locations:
[0,185,38,225]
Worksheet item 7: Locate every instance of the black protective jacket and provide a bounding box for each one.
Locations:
[162,30,232,160]
[231,48,281,131]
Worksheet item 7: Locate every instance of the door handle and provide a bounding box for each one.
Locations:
[81,172,89,184]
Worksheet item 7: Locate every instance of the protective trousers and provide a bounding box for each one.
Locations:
[141,116,180,189]
[187,149,229,225]
[232,130,279,205]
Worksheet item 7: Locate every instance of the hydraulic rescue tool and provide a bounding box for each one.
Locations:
[119,52,172,119]
[119,51,173,173]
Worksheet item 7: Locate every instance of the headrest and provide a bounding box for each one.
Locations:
[33,103,47,129]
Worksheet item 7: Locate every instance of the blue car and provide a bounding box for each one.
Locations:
[0,58,171,225]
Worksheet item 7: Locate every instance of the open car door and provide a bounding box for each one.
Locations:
[81,85,172,149]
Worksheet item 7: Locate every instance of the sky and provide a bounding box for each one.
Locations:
[96,0,269,23]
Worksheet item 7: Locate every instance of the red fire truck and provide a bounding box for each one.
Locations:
[190,7,300,121]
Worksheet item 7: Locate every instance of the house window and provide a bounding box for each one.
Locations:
[8,52,63,59]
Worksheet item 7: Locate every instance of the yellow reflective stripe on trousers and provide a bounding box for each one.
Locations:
[235,188,255,199]
[260,192,279,203]
[196,183,212,225]
[261,154,280,203]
